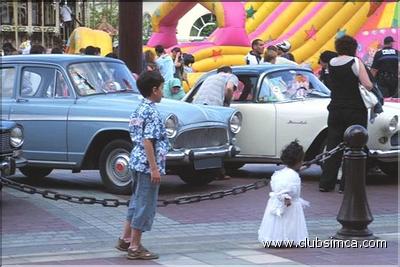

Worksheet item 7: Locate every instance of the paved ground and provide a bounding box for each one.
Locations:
[1,164,398,266]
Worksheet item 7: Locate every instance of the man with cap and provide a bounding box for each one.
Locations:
[193,66,239,107]
[371,36,399,97]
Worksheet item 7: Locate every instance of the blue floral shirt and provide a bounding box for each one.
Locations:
[128,98,170,175]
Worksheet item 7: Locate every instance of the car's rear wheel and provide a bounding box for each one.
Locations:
[178,167,219,186]
[99,139,132,195]
[378,162,398,178]
[19,166,53,178]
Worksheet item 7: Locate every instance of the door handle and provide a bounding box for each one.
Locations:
[16,98,29,103]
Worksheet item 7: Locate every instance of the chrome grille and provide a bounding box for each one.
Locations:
[173,128,228,149]
[1,132,12,153]
[390,132,399,146]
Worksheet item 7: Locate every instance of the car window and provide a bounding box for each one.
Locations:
[1,67,16,98]
[21,67,55,98]
[68,61,138,96]
[55,71,71,98]
[233,75,257,103]
[258,70,330,102]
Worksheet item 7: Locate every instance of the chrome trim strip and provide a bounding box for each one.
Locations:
[369,149,399,162]
[166,145,239,162]
[27,160,78,166]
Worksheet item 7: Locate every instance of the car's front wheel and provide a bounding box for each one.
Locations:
[99,139,133,195]
[19,166,53,178]
[378,161,398,178]
[178,167,219,186]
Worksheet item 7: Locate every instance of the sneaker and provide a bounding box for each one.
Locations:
[115,238,130,252]
[127,245,159,260]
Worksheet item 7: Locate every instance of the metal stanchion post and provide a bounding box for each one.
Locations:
[333,125,376,240]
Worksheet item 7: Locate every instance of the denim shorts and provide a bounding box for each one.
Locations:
[126,171,160,232]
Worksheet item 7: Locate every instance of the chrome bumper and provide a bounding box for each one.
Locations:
[369,149,399,162]
[167,145,240,163]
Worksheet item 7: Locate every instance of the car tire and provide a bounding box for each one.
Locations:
[19,166,53,178]
[178,167,218,186]
[224,163,245,171]
[99,139,133,195]
[377,162,398,178]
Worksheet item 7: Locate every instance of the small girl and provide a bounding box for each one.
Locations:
[258,140,309,247]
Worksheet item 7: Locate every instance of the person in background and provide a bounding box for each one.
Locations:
[2,43,18,55]
[116,71,168,260]
[183,53,195,73]
[106,52,118,59]
[163,78,186,100]
[171,47,184,81]
[30,44,46,54]
[262,47,278,64]
[193,66,239,107]
[319,35,373,193]
[79,47,86,55]
[60,2,74,40]
[143,50,158,71]
[269,45,298,65]
[51,47,64,54]
[276,40,293,60]
[318,50,338,89]
[245,39,264,65]
[85,46,100,56]
[370,36,399,97]
[19,36,31,54]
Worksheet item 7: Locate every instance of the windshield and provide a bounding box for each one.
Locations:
[68,61,139,96]
[258,70,330,103]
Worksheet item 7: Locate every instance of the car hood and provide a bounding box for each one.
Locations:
[76,94,235,126]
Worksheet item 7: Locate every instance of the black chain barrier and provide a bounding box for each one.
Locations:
[0,142,345,207]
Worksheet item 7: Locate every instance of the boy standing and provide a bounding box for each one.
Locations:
[116,71,169,260]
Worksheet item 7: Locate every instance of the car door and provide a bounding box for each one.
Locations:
[1,64,18,119]
[230,73,277,157]
[10,65,75,162]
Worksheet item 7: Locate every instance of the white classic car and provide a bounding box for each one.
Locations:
[184,65,399,177]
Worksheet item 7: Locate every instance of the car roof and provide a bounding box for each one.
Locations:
[231,64,310,74]
[1,54,123,65]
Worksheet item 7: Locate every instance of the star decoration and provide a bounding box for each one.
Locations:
[336,29,347,39]
[211,49,223,62]
[305,25,318,41]
[246,6,256,19]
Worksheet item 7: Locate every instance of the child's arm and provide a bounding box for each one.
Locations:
[144,139,161,184]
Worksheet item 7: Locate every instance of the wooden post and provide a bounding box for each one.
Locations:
[118,1,142,74]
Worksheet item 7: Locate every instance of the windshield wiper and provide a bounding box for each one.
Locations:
[75,71,96,91]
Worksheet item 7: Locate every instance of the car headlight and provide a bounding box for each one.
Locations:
[229,111,242,134]
[387,115,398,133]
[165,114,178,138]
[10,126,24,148]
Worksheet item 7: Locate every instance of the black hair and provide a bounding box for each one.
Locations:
[85,45,97,55]
[335,35,358,57]
[136,70,165,98]
[285,52,295,62]
[217,66,232,74]
[319,50,338,64]
[30,44,45,54]
[251,38,263,48]
[105,52,118,59]
[155,45,165,55]
[280,140,304,168]
[183,53,195,65]
[51,47,63,54]
[171,47,181,53]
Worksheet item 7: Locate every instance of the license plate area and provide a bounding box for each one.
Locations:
[193,158,222,170]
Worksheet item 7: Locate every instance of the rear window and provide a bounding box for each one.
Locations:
[1,67,16,98]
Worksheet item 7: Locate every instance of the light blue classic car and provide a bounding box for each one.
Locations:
[1,55,242,194]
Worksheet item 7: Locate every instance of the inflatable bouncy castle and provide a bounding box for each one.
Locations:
[146,1,398,73]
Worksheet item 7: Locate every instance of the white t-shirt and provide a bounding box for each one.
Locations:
[60,5,72,22]
[329,56,360,77]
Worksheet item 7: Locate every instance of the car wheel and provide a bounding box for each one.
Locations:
[178,167,219,186]
[19,166,53,178]
[99,139,132,195]
[224,162,245,171]
[377,162,398,178]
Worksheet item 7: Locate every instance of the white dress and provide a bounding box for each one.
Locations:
[258,167,309,244]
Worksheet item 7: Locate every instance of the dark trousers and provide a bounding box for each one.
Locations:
[319,108,367,190]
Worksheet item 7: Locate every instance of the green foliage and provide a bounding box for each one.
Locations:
[88,2,119,30]
[200,23,217,37]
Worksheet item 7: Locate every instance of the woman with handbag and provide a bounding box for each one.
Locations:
[319,35,373,193]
